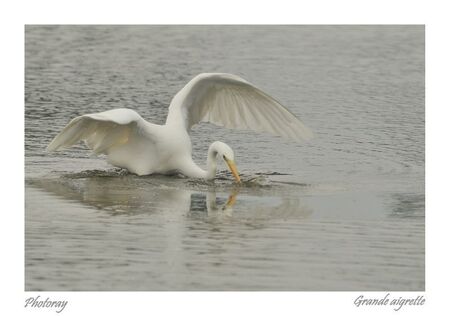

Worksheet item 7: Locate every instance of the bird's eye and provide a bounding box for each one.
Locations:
[223,155,226,160]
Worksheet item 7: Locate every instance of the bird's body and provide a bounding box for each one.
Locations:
[102,113,194,176]
[47,73,313,182]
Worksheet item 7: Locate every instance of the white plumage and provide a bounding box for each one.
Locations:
[47,73,313,182]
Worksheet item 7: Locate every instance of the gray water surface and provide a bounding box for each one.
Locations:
[25,25,424,291]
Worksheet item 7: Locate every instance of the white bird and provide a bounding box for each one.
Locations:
[47,73,313,182]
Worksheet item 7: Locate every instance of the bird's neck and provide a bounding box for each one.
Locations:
[180,143,218,180]
[205,145,218,180]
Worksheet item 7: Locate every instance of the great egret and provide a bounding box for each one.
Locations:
[47,73,313,182]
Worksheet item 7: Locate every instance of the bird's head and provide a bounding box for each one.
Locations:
[210,141,241,183]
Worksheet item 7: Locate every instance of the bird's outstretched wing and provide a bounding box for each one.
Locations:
[166,73,313,141]
[47,108,149,154]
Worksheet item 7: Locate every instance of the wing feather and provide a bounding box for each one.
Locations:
[47,108,147,154]
[166,73,313,141]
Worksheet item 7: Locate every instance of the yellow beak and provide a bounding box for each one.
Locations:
[224,158,241,183]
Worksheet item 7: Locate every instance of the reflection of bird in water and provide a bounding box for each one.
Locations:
[27,174,312,221]
[27,175,239,216]
[47,73,313,182]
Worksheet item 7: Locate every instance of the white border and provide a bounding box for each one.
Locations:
[2,0,448,315]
